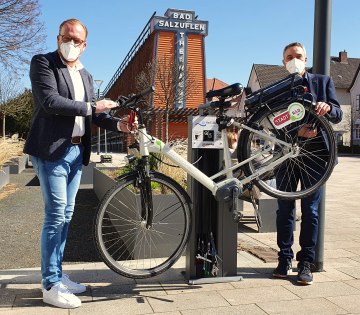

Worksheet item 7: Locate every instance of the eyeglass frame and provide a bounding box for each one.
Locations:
[58,34,86,47]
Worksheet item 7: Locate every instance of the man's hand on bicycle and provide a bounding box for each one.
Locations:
[315,101,331,117]
[93,99,118,113]
[118,114,138,133]
[298,124,317,138]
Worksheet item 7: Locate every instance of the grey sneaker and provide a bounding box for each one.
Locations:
[273,261,292,278]
[62,273,86,294]
[297,261,313,285]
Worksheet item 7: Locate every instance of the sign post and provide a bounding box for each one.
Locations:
[312,0,332,272]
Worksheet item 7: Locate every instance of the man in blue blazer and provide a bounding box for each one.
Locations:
[24,18,129,308]
[272,42,342,285]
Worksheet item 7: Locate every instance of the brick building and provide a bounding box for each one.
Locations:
[101,9,209,150]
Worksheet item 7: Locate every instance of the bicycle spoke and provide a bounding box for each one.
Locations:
[95,172,190,278]
[240,102,336,199]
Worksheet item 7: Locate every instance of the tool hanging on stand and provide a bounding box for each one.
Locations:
[195,189,221,278]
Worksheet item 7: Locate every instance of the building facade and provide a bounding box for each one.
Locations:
[102,9,208,147]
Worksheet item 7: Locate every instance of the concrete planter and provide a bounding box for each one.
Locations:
[0,165,10,190]
[4,154,28,174]
[93,166,117,200]
[93,167,182,259]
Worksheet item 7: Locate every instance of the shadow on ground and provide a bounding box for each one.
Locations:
[0,169,102,269]
[64,188,102,264]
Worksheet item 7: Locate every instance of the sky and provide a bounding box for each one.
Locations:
[22,0,360,92]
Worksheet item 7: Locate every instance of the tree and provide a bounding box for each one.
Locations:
[0,72,28,140]
[135,55,199,142]
[5,88,33,138]
[0,0,45,74]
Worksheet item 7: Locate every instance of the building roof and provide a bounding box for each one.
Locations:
[330,55,360,89]
[252,51,360,90]
[252,64,289,88]
[206,78,228,92]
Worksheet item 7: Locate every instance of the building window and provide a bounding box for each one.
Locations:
[356,124,360,139]
[357,95,360,111]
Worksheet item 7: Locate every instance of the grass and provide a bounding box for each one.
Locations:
[103,139,188,189]
[0,138,25,167]
[157,139,187,189]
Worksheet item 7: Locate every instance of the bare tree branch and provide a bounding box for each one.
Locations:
[0,0,45,74]
[135,55,199,142]
[0,71,25,138]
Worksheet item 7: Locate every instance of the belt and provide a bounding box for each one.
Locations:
[71,136,82,145]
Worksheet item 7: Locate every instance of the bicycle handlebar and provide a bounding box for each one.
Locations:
[198,100,232,110]
[117,86,155,108]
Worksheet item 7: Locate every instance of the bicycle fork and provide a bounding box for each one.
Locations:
[137,157,154,229]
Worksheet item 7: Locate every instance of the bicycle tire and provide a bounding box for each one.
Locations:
[238,100,336,199]
[94,171,192,279]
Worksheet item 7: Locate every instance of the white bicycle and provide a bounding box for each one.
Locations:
[94,73,336,278]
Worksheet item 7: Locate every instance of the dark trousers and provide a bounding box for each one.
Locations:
[275,147,326,263]
[276,187,323,263]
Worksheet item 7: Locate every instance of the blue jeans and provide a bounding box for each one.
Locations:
[31,144,83,290]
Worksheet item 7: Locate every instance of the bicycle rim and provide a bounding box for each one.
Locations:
[95,171,192,278]
[239,101,336,199]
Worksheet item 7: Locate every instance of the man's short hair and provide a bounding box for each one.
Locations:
[283,42,307,57]
[59,19,88,38]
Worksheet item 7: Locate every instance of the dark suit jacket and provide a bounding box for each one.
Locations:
[24,51,120,165]
[305,72,342,124]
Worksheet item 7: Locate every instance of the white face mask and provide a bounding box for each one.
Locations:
[286,58,305,74]
[60,41,81,62]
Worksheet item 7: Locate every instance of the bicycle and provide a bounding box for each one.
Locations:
[94,73,336,279]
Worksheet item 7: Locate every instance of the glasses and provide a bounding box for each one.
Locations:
[59,35,85,47]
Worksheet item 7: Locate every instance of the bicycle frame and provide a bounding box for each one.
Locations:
[136,120,297,199]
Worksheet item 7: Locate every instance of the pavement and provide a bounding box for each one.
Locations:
[1,154,360,314]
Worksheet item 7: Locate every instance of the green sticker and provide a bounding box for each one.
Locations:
[155,139,164,150]
[288,102,305,121]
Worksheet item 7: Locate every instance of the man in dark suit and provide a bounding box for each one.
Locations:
[24,19,129,308]
[272,42,342,285]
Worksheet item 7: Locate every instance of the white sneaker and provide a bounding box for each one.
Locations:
[43,283,81,308]
[62,273,87,294]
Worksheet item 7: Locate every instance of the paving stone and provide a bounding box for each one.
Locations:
[338,267,360,279]
[2,307,68,314]
[219,285,299,305]
[321,257,360,269]
[181,304,267,314]
[147,291,229,313]
[91,282,167,300]
[161,280,234,295]
[314,269,355,281]
[327,294,360,314]
[231,273,287,289]
[324,249,358,258]
[283,281,360,299]
[257,297,348,314]
[69,296,153,314]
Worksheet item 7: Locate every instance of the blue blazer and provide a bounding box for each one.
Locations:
[24,51,120,165]
[305,72,342,124]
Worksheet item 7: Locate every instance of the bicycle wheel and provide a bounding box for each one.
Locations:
[238,100,336,199]
[94,171,192,279]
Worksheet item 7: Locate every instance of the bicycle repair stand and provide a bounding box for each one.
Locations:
[185,116,243,285]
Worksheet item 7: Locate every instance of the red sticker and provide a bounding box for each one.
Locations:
[273,111,290,126]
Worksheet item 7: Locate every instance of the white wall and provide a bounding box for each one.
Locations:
[349,71,360,145]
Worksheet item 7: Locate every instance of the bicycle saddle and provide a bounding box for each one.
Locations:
[206,83,243,99]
